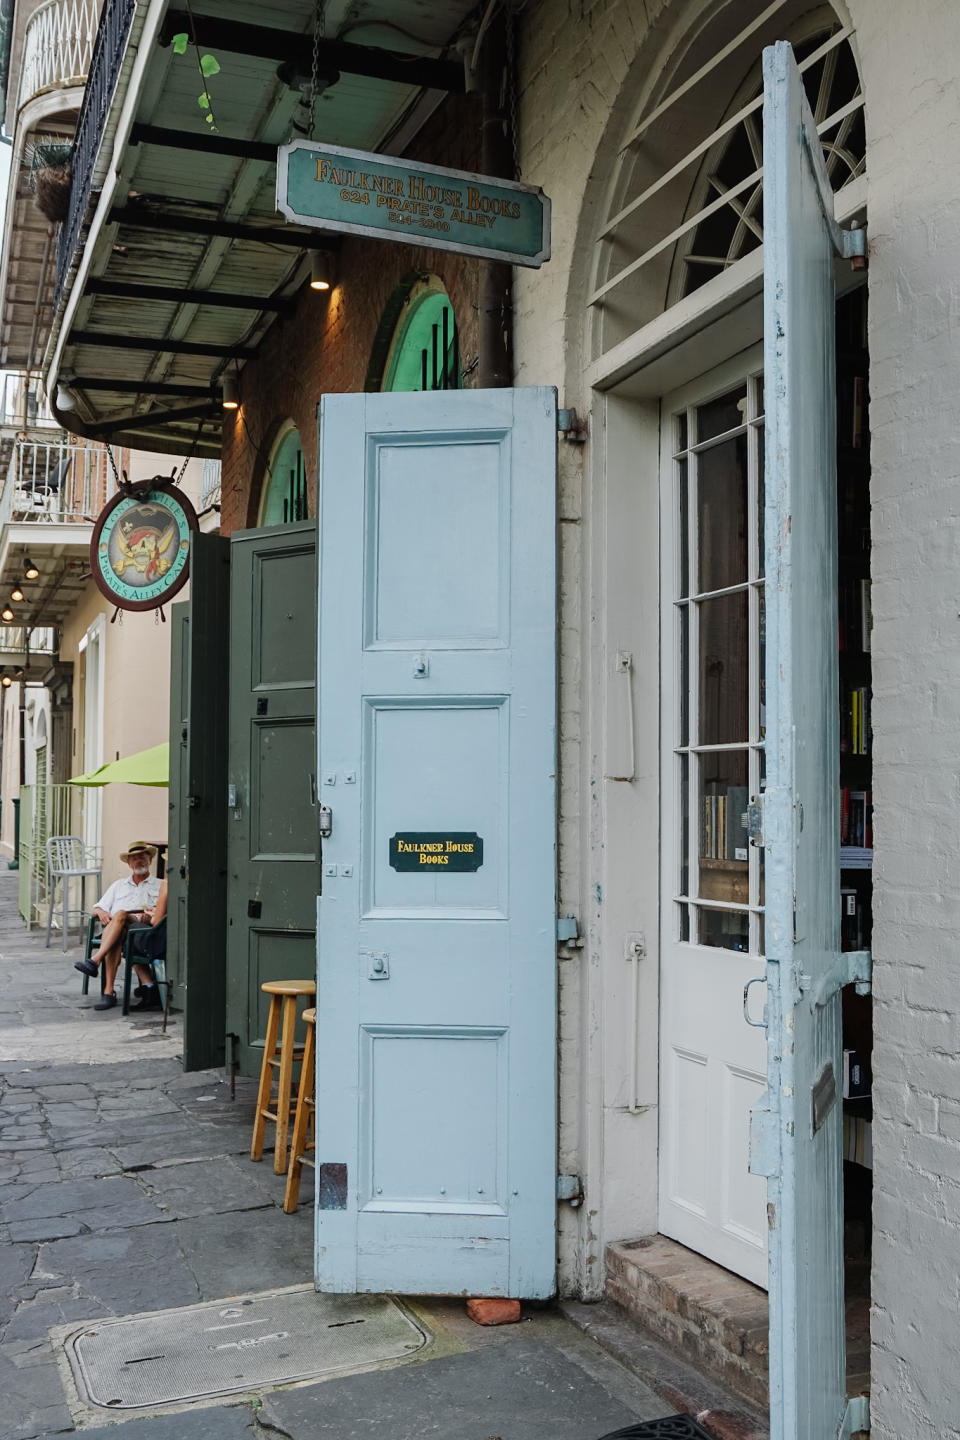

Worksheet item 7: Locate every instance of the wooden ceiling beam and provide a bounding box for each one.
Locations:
[108,203,334,252]
[72,377,215,397]
[69,329,257,359]
[130,123,277,164]
[86,278,291,311]
[85,401,220,438]
[158,12,465,93]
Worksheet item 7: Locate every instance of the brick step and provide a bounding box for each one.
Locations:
[606,1237,872,1412]
[606,1237,770,1408]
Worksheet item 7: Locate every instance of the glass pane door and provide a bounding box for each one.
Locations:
[670,371,765,955]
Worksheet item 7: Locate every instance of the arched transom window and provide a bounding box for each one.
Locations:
[589,2,865,364]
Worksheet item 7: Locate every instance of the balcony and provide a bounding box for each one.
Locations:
[1,435,110,526]
[0,434,114,634]
[17,0,101,113]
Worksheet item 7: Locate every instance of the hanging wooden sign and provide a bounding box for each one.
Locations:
[91,479,198,612]
[277,140,550,268]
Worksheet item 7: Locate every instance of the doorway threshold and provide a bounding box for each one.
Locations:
[600,1237,870,1415]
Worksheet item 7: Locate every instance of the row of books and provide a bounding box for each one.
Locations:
[841,788,872,848]
[838,578,872,652]
[840,683,871,755]
[700,786,749,862]
[841,885,869,948]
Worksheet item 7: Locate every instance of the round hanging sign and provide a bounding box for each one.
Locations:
[90,482,198,612]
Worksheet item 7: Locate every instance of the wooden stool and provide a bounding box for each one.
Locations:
[283,1007,316,1213]
[251,979,316,1174]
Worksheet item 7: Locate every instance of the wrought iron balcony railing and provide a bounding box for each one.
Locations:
[0,436,112,526]
[55,0,137,303]
[17,0,101,112]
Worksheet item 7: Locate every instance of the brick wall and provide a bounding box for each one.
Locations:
[850,2,960,1435]
[219,94,484,534]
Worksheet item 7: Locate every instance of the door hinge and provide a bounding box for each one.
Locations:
[749,1094,779,1178]
[746,794,764,847]
[800,948,872,1008]
[556,1174,583,1206]
[318,804,333,838]
[557,915,583,948]
[839,1394,870,1438]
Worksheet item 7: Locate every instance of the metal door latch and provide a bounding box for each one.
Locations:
[318,805,333,838]
[747,795,764,847]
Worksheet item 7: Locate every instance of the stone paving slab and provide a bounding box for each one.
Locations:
[165,1205,315,1298]
[136,1154,284,1221]
[261,1335,651,1440]
[61,1403,258,1439]
[0,1350,75,1440]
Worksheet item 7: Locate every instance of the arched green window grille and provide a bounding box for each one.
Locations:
[378,282,461,393]
[258,425,307,526]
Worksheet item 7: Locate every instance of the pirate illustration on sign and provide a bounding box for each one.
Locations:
[91,471,199,615]
[112,512,178,582]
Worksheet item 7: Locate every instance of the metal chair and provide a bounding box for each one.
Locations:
[121,918,170,1026]
[45,836,102,951]
[79,915,107,998]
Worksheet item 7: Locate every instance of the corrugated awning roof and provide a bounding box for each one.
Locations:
[45,0,480,457]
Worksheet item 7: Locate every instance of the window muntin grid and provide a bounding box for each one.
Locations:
[671,373,765,953]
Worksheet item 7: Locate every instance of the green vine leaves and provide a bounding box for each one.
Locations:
[171,32,222,131]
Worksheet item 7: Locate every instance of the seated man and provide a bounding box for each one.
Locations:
[74,841,161,1011]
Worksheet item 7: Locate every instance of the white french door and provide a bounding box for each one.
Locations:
[658,349,768,1287]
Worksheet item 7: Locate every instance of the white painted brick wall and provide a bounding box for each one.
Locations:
[853,1,960,1433]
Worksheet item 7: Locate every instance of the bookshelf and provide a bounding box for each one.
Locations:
[837,287,872,1212]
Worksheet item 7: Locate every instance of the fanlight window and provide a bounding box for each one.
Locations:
[259,426,307,527]
[589,3,865,362]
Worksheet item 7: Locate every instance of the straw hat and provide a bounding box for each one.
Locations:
[120,841,157,863]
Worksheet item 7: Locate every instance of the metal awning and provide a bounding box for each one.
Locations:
[44,0,480,458]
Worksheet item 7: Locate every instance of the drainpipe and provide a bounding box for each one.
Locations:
[477,6,513,388]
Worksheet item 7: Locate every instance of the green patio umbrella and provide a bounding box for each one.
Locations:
[69,741,169,787]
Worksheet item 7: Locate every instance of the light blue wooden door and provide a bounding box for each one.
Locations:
[757,43,869,1440]
[315,387,557,1297]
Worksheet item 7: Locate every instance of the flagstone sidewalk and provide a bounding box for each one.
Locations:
[0,868,766,1440]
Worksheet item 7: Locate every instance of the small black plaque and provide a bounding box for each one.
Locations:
[389,832,484,872]
[318,1162,348,1210]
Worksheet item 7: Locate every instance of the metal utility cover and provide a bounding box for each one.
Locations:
[64,1286,429,1411]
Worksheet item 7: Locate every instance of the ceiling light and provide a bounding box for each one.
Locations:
[23,558,39,580]
[56,382,76,411]
[1,673,11,688]
[1,607,14,623]
[221,376,239,410]
[10,587,23,602]
[310,253,332,291]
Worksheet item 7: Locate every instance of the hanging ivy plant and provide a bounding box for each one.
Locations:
[171,31,222,131]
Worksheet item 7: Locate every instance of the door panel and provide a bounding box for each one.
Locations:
[226,522,318,1076]
[759,42,866,1440]
[315,388,557,1298]
[168,535,230,1072]
[659,354,768,1287]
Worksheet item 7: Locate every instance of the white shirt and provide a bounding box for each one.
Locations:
[97,874,161,916]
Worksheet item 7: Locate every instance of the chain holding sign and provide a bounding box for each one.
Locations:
[277,140,550,268]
